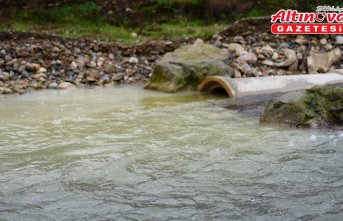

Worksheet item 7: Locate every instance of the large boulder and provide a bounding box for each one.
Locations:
[307,48,341,73]
[260,85,343,128]
[145,39,234,92]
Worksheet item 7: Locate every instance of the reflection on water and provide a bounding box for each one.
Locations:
[0,86,342,221]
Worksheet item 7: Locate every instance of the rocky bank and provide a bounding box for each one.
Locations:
[2,17,343,95]
[0,31,182,94]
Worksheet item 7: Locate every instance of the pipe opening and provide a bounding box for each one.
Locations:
[208,86,228,97]
[198,77,233,97]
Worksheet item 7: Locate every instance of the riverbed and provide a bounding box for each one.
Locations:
[0,87,342,220]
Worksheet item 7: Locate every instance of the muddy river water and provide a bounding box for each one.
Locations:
[0,87,342,220]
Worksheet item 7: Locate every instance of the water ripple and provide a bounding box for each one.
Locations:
[0,87,342,220]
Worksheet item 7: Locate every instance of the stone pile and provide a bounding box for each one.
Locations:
[212,34,343,78]
[212,17,343,78]
[0,31,180,94]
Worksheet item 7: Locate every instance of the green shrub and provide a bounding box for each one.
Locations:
[157,0,203,9]
[157,0,174,9]
[175,0,203,4]
[49,2,101,24]
[78,2,99,15]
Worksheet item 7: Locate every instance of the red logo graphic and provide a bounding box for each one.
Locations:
[271,8,343,34]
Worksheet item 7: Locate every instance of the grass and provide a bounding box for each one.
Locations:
[0,1,229,42]
[232,8,268,21]
[0,19,228,42]
[141,20,227,40]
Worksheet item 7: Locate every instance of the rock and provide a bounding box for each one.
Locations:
[246,35,256,44]
[324,44,333,51]
[86,70,100,82]
[213,38,222,47]
[246,68,259,77]
[97,57,105,67]
[0,72,10,81]
[87,61,96,68]
[21,71,30,79]
[233,69,242,78]
[260,86,343,128]
[224,43,246,56]
[336,35,343,45]
[2,87,12,94]
[104,63,115,74]
[320,38,328,45]
[265,69,275,76]
[233,36,244,43]
[74,48,81,54]
[58,82,76,89]
[4,55,11,61]
[48,82,58,89]
[307,48,341,73]
[18,65,26,73]
[37,67,47,73]
[12,84,25,94]
[30,82,40,89]
[295,35,307,45]
[100,74,111,84]
[261,45,274,57]
[240,63,252,75]
[70,61,78,70]
[112,73,125,81]
[12,62,19,71]
[129,56,139,64]
[272,52,279,60]
[262,49,298,70]
[32,63,41,71]
[296,52,303,60]
[145,39,234,92]
[257,54,265,60]
[165,41,173,45]
[0,49,6,56]
[238,52,257,64]
[278,42,291,49]
[52,47,61,52]
[25,63,34,72]
[76,56,86,68]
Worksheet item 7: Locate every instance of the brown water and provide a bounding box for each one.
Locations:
[0,86,342,221]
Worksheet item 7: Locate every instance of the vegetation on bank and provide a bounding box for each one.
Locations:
[0,0,338,42]
[0,20,227,42]
[1,1,231,42]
